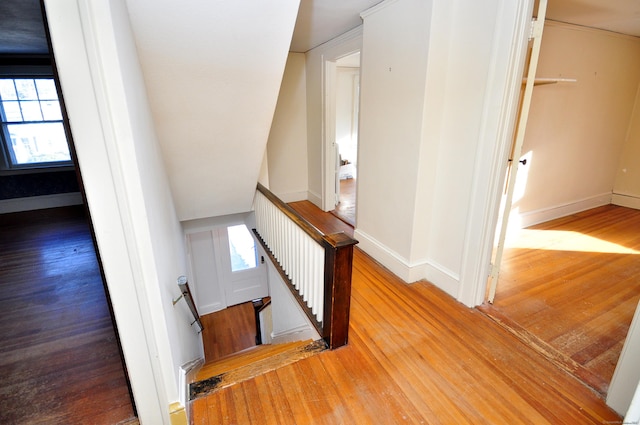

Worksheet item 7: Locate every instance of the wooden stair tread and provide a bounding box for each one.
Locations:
[196,339,311,380]
[190,339,326,400]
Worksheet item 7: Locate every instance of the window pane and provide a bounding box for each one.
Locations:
[2,101,22,121]
[0,80,17,100]
[20,101,43,121]
[41,100,62,121]
[35,79,58,100]
[15,79,38,100]
[227,224,257,272]
[7,122,70,165]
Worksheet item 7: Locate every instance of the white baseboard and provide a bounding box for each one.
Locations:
[271,323,320,345]
[307,190,322,209]
[179,357,204,412]
[0,192,83,214]
[423,260,461,299]
[354,228,462,297]
[516,193,612,228]
[198,302,225,316]
[612,193,640,210]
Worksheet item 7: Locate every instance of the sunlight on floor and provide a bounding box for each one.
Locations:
[505,229,640,254]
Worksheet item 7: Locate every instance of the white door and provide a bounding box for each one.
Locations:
[219,224,269,307]
[487,0,548,303]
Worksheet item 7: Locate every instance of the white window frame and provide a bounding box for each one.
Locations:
[0,65,73,173]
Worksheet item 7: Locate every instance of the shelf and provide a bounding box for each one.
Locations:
[523,77,577,86]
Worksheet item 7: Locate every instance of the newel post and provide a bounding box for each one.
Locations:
[322,232,358,349]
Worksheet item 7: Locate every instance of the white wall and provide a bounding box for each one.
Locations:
[45,0,201,422]
[513,21,640,226]
[124,0,300,221]
[353,0,532,306]
[614,84,640,209]
[335,67,360,165]
[266,53,309,203]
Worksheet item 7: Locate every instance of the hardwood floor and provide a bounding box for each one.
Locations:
[482,204,640,396]
[191,201,621,424]
[200,302,258,363]
[332,177,356,226]
[0,206,136,424]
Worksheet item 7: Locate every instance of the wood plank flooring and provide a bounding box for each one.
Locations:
[191,201,621,424]
[200,302,257,363]
[0,206,136,424]
[332,177,356,226]
[482,204,640,395]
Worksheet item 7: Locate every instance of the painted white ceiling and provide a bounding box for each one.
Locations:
[289,0,382,52]
[287,0,640,54]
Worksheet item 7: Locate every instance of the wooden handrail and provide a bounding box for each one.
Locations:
[253,184,358,349]
[256,183,325,245]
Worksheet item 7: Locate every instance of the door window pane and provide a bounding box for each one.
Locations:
[227,224,258,272]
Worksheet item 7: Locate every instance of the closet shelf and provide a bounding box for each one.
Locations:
[523,77,577,86]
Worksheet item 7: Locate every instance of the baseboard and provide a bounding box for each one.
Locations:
[423,260,461,299]
[198,302,225,316]
[516,193,612,228]
[354,229,414,282]
[612,193,640,210]
[0,192,83,214]
[307,190,322,209]
[178,357,204,419]
[270,324,320,345]
[354,228,462,297]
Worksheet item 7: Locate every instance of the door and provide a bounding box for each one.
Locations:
[187,223,269,313]
[487,0,548,302]
[220,224,269,307]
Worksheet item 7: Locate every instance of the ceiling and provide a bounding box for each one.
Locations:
[2,0,639,56]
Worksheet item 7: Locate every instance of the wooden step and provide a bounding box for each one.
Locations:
[190,339,326,400]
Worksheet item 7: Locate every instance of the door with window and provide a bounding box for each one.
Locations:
[187,222,269,314]
[220,224,268,306]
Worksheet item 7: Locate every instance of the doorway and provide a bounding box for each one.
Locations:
[326,52,360,226]
[484,6,640,396]
[0,2,136,421]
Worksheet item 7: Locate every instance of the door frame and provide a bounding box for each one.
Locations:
[320,29,363,212]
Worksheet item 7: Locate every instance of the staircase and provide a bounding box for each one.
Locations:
[189,339,326,400]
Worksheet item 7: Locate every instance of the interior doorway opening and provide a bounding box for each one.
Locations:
[483,0,640,400]
[327,51,360,226]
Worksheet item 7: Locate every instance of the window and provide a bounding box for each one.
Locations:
[227,224,258,272]
[0,75,71,170]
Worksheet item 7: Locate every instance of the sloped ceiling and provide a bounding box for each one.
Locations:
[123,0,300,220]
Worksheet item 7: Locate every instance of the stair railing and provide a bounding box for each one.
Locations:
[253,183,358,349]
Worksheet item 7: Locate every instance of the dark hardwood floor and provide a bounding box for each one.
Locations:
[0,206,136,424]
[191,201,621,424]
[481,204,640,396]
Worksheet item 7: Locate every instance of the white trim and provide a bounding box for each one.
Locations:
[517,193,612,228]
[423,260,461,299]
[198,302,225,316]
[360,0,401,19]
[178,358,204,411]
[463,0,536,306]
[354,228,462,296]
[612,193,640,211]
[44,1,168,422]
[270,323,320,345]
[307,190,322,209]
[0,192,82,214]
